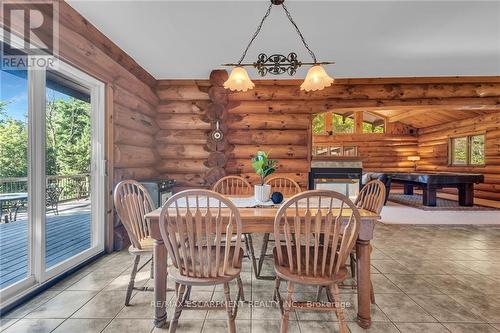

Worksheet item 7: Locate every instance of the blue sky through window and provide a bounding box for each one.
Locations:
[1,70,70,121]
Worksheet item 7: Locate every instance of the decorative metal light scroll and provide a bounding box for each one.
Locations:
[221,0,334,78]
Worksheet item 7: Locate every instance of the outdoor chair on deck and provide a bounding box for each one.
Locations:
[257,176,302,278]
[212,175,259,276]
[46,184,63,215]
[114,180,155,306]
[160,190,244,333]
[272,190,361,333]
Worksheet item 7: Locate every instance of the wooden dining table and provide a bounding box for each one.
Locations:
[145,197,380,329]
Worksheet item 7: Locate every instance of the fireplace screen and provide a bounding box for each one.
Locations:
[309,167,362,200]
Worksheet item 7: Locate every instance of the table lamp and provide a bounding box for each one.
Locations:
[407,155,421,171]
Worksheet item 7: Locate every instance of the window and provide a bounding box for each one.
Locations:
[450,134,485,166]
[470,135,485,165]
[312,144,358,157]
[312,113,355,134]
[332,114,354,134]
[363,120,385,133]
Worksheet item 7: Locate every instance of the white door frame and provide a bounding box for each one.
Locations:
[0,31,106,305]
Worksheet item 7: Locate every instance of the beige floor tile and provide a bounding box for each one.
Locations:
[347,321,400,333]
[341,294,389,322]
[66,270,119,291]
[491,323,500,331]
[104,270,150,291]
[71,291,125,318]
[152,320,203,333]
[1,318,64,333]
[252,305,296,321]
[25,291,97,319]
[116,291,155,319]
[251,319,300,333]
[371,260,413,274]
[410,294,485,322]
[374,293,436,323]
[206,301,251,320]
[0,318,19,331]
[370,274,402,294]
[101,318,154,333]
[1,290,61,318]
[446,293,500,322]
[202,319,250,333]
[298,320,344,333]
[395,322,450,333]
[421,274,476,295]
[384,274,443,294]
[444,323,499,333]
[52,318,110,333]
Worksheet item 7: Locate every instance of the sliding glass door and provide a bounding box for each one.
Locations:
[0,69,31,291]
[0,45,105,306]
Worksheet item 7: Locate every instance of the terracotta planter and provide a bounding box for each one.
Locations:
[254,184,271,202]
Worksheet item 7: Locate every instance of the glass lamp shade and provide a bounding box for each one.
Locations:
[300,65,334,92]
[223,66,255,92]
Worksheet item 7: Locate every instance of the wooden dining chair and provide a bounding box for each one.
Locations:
[257,176,302,278]
[114,180,156,306]
[316,179,386,303]
[212,175,258,275]
[212,175,253,196]
[352,179,385,303]
[272,190,361,333]
[159,189,244,333]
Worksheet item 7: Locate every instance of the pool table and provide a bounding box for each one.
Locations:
[388,173,484,206]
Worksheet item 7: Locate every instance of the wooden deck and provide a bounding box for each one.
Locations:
[0,212,91,289]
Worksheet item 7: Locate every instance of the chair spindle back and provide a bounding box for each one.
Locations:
[159,190,243,278]
[355,180,386,214]
[114,180,155,249]
[265,176,302,196]
[273,190,361,279]
[212,176,252,196]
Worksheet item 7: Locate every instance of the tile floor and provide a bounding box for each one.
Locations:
[1,224,500,333]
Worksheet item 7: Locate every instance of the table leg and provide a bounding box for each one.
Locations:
[458,183,474,206]
[403,184,414,195]
[154,239,168,328]
[356,239,371,329]
[422,186,437,206]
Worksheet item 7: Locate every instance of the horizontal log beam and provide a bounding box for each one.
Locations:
[228,83,500,101]
[227,130,308,145]
[227,114,310,130]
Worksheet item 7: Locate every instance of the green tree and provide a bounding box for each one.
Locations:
[45,97,91,175]
[0,101,28,177]
[312,113,325,134]
[332,114,354,133]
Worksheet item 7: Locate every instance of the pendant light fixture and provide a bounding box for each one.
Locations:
[222,0,335,92]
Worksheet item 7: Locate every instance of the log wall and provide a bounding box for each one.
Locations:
[155,81,211,190]
[417,112,500,201]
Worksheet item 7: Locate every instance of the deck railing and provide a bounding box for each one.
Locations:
[0,174,90,202]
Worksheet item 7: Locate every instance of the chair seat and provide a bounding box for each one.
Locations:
[168,247,244,286]
[129,237,154,255]
[273,246,348,286]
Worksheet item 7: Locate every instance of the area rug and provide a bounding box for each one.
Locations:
[388,193,497,211]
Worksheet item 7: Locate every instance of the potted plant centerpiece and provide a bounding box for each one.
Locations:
[251,151,277,202]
